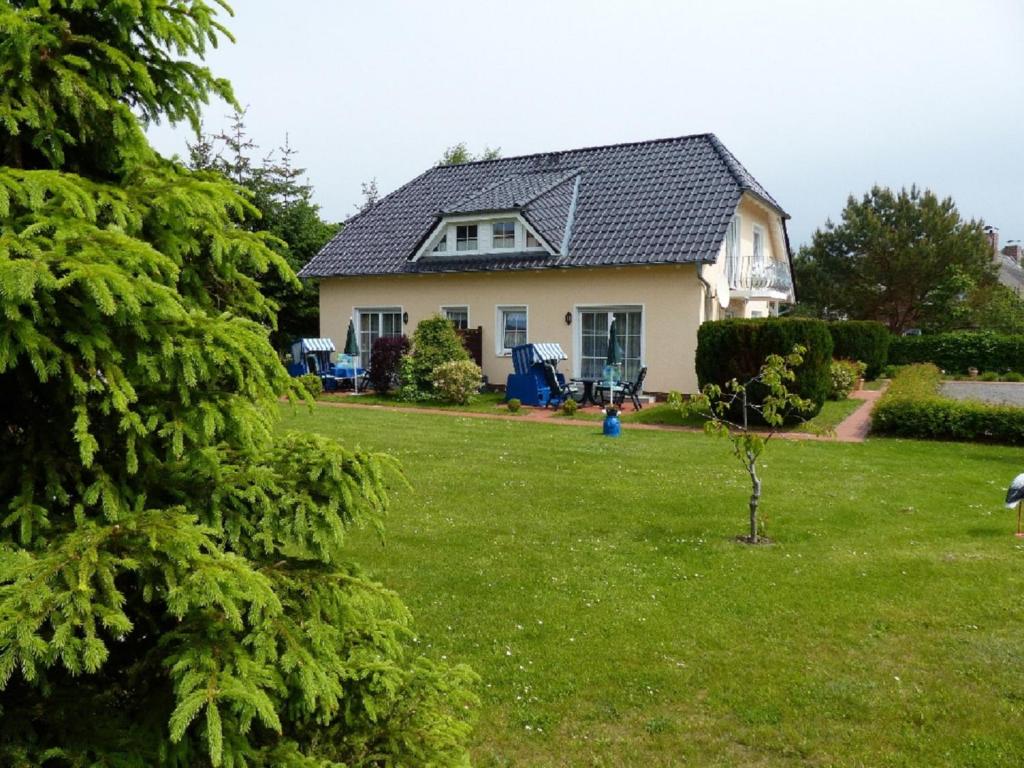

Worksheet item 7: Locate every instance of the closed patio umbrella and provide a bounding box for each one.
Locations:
[606,317,623,372]
[344,318,360,392]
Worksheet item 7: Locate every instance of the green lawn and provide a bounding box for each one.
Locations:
[281,404,1024,767]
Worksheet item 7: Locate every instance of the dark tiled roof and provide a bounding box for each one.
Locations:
[300,133,785,278]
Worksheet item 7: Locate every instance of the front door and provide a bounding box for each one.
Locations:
[578,307,643,381]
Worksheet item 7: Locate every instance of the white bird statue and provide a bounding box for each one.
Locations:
[1005,473,1024,537]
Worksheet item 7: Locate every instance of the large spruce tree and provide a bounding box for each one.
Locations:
[0,2,475,766]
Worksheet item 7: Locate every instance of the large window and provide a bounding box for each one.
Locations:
[456,225,478,251]
[579,307,643,381]
[442,306,469,330]
[497,306,527,354]
[357,308,402,369]
[492,220,515,248]
[725,214,740,285]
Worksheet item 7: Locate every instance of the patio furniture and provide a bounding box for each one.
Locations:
[541,362,579,408]
[614,366,648,410]
[592,364,623,406]
[505,342,570,407]
[330,353,367,391]
[571,377,600,406]
[287,338,335,378]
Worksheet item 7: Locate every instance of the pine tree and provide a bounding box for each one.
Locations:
[0,3,476,766]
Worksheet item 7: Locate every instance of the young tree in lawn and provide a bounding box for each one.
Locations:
[670,347,814,543]
[0,2,475,766]
[794,186,995,333]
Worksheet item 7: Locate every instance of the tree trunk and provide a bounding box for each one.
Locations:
[746,451,761,542]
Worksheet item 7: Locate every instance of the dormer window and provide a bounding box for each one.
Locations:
[493,220,515,249]
[456,225,478,251]
[526,231,541,249]
[433,234,447,252]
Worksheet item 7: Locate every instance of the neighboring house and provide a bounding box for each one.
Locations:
[299,133,794,394]
[985,227,1024,295]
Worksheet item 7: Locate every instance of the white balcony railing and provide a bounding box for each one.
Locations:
[727,255,793,295]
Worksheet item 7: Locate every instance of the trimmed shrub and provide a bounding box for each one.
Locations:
[828,321,890,379]
[369,335,410,393]
[561,398,578,417]
[506,398,522,413]
[297,373,323,398]
[889,331,1024,373]
[980,371,999,382]
[696,318,833,421]
[1003,372,1024,382]
[411,315,470,391]
[872,363,1024,444]
[829,359,866,400]
[431,360,483,404]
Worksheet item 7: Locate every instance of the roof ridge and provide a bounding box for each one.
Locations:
[431,132,716,169]
[516,169,581,207]
[705,134,786,215]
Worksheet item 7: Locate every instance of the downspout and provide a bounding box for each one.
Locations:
[697,262,714,322]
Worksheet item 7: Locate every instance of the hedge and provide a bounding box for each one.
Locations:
[696,318,833,421]
[889,331,1024,374]
[871,363,1024,444]
[828,321,890,379]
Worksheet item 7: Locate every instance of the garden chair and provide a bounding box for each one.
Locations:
[614,366,648,410]
[541,362,578,408]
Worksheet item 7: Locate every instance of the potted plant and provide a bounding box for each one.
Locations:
[603,405,621,437]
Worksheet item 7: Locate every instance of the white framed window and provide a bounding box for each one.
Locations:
[433,233,447,252]
[577,306,643,381]
[492,220,515,249]
[496,306,527,355]
[752,224,765,268]
[356,307,402,369]
[525,230,541,249]
[456,224,477,251]
[725,214,740,284]
[442,306,469,330]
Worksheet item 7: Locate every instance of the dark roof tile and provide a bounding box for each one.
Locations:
[299,133,783,278]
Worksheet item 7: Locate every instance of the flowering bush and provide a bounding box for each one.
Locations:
[828,359,866,400]
[431,360,483,404]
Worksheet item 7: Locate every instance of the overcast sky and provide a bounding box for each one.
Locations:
[148,0,1023,248]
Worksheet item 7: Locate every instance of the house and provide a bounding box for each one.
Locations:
[984,226,1024,296]
[299,133,794,394]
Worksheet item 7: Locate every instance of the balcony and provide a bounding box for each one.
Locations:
[727,255,793,297]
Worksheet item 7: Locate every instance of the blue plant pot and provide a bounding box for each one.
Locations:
[603,413,621,437]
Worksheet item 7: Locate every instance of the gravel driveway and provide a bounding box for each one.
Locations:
[940,381,1024,407]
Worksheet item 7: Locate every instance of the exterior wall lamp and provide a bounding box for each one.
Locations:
[564,311,572,325]
[402,311,409,325]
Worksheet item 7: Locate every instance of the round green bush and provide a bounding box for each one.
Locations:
[696,318,833,421]
[979,371,1000,381]
[561,398,578,416]
[297,372,323,398]
[411,315,470,392]
[506,398,522,413]
[1002,371,1024,382]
